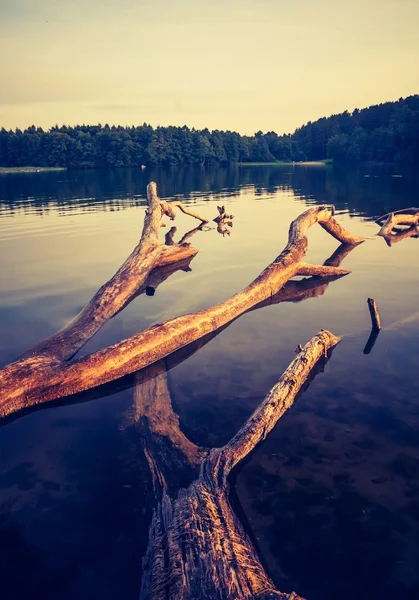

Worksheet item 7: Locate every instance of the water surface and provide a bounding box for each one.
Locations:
[1,165,419,600]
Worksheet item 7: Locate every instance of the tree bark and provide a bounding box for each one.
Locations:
[135,330,340,600]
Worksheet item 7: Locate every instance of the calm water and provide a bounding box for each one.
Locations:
[1,165,419,600]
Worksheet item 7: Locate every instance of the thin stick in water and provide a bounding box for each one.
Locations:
[367,297,381,331]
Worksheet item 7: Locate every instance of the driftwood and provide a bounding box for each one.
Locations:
[20,182,199,363]
[0,186,364,419]
[214,206,234,236]
[2,248,355,425]
[376,207,419,236]
[135,330,340,600]
[160,199,209,224]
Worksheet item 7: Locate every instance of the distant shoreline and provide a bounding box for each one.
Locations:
[0,162,333,174]
[0,167,66,174]
[238,160,331,167]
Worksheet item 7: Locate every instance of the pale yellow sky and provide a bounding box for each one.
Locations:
[1,0,418,134]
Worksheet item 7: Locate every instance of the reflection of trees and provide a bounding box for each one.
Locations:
[2,165,418,223]
[290,166,419,220]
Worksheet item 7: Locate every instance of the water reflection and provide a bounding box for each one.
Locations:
[1,166,419,600]
[1,164,418,220]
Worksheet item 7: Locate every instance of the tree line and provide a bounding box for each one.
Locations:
[0,125,304,169]
[0,95,418,168]
[295,95,419,164]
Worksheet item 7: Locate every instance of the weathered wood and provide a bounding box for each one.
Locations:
[213,206,234,236]
[0,201,364,419]
[367,297,381,331]
[136,330,339,600]
[376,207,419,224]
[213,205,234,224]
[376,208,419,236]
[160,199,209,224]
[2,266,348,425]
[20,182,198,363]
[296,262,350,277]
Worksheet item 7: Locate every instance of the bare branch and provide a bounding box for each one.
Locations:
[0,202,362,419]
[210,330,340,483]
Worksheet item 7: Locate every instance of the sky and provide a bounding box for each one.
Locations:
[1,0,418,134]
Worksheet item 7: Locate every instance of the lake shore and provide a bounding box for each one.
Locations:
[238,160,332,167]
[0,166,66,174]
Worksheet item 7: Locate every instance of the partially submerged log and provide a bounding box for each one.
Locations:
[376,207,419,236]
[2,263,348,423]
[135,330,340,600]
[0,192,364,419]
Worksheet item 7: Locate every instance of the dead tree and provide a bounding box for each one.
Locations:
[0,184,364,419]
[134,330,340,600]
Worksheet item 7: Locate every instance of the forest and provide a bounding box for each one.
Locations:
[0,95,418,168]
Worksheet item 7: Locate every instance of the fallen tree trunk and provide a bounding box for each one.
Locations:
[135,330,340,599]
[0,192,364,419]
[3,255,353,422]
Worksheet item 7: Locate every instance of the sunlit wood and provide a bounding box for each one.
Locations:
[376,207,419,236]
[0,184,364,419]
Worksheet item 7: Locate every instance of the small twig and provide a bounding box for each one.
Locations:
[160,200,209,224]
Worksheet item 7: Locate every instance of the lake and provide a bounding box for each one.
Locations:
[1,164,419,600]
